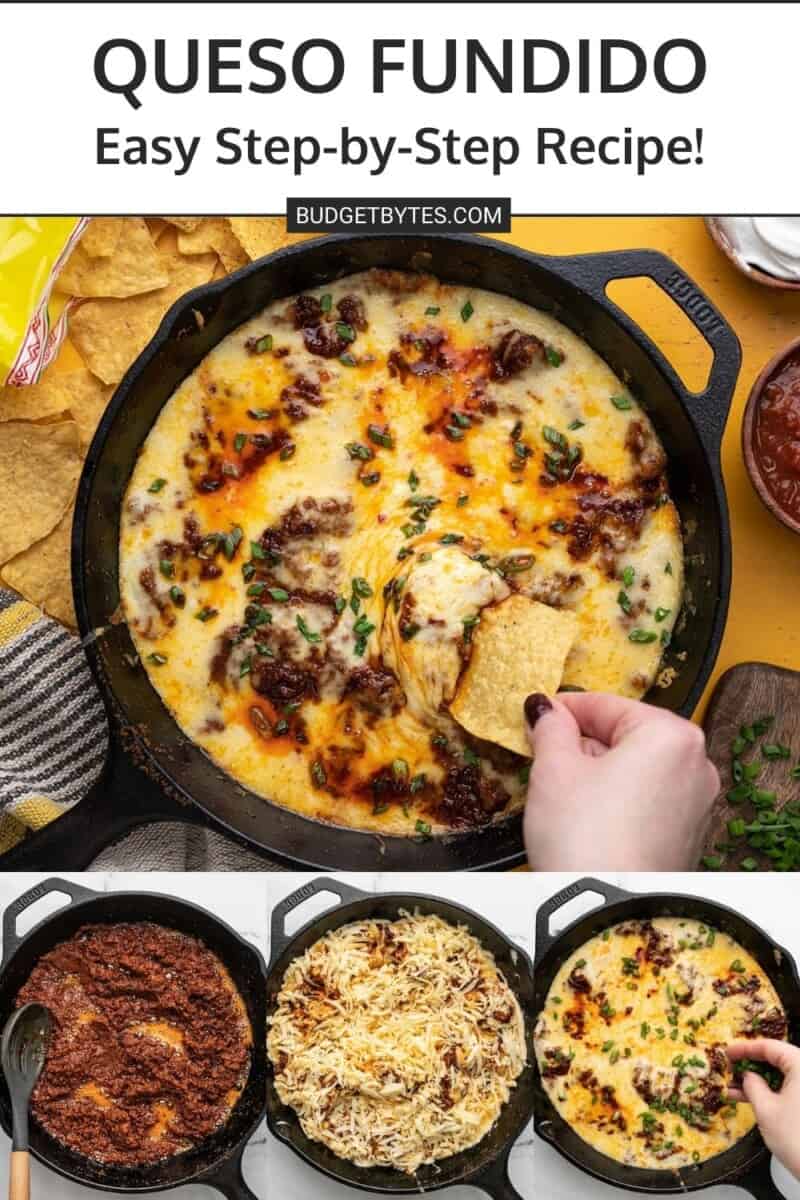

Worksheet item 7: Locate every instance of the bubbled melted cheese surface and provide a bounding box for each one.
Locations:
[534,918,786,1170]
[120,269,683,835]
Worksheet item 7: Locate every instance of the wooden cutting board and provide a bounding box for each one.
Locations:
[702,662,800,867]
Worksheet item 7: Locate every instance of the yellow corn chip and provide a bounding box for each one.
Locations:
[450,595,578,757]
[79,218,123,258]
[0,368,111,449]
[0,420,81,565]
[1,505,76,628]
[69,244,217,385]
[0,379,69,423]
[146,218,169,242]
[55,217,167,299]
[228,217,297,260]
[177,218,249,273]
[162,217,202,233]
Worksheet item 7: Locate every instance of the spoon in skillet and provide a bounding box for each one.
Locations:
[1,1005,52,1200]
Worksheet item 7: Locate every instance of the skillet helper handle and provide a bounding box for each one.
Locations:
[2,876,96,963]
[736,1156,786,1200]
[552,247,741,458]
[472,1147,522,1200]
[8,1150,29,1200]
[0,727,199,872]
[269,876,369,960]
[202,1147,260,1200]
[535,877,632,960]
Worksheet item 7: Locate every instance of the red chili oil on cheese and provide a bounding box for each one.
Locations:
[16,923,251,1166]
[753,350,800,524]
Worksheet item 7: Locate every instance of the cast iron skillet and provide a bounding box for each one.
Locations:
[0,877,266,1197]
[264,875,534,1199]
[0,233,740,871]
[533,876,800,1198]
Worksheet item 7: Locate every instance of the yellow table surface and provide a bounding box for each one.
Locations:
[52,216,800,718]
[499,217,800,717]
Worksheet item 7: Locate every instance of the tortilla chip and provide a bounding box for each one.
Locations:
[79,218,123,258]
[228,217,296,260]
[162,217,202,233]
[146,218,169,242]
[0,379,69,423]
[0,421,81,565]
[450,595,578,757]
[69,244,217,385]
[55,217,167,299]
[0,369,111,449]
[177,218,249,273]
[1,505,76,628]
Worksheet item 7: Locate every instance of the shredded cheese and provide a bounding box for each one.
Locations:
[267,913,526,1173]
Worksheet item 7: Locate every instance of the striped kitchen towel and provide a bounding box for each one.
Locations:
[0,588,282,869]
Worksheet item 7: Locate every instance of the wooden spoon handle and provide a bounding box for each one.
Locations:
[9,1150,29,1200]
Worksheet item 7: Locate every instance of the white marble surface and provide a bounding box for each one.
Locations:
[2,872,798,1200]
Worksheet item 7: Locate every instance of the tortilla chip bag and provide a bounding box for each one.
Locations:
[0,217,88,386]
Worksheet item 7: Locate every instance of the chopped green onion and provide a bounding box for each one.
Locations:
[296,616,321,643]
[345,441,374,461]
[367,423,394,449]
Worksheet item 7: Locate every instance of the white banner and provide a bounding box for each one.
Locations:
[0,2,796,213]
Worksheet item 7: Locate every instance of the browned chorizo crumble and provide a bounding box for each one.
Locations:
[17,923,251,1166]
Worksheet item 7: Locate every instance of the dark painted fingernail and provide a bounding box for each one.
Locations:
[524,693,553,728]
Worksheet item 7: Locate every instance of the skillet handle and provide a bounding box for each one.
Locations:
[201,1146,260,1200]
[470,1147,523,1200]
[551,247,741,459]
[2,876,96,963]
[734,1156,786,1200]
[269,876,369,961]
[535,877,632,962]
[0,728,200,872]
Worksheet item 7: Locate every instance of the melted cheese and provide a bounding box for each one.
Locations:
[120,270,684,834]
[267,914,526,1173]
[534,918,785,1170]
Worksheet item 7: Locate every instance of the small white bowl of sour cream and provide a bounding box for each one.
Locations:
[706,217,800,291]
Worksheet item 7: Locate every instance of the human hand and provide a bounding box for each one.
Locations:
[522,692,719,871]
[727,1039,800,1180]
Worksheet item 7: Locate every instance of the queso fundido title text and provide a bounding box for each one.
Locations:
[92,36,708,179]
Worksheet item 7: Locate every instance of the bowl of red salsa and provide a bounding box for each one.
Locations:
[743,337,800,535]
